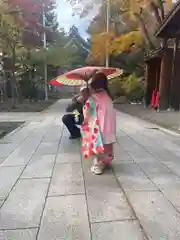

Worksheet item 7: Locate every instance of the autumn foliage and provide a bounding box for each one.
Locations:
[85,0,174,64]
[8,0,53,23]
[90,30,143,64]
[0,0,60,105]
[0,0,57,48]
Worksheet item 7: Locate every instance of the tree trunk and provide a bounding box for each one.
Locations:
[3,71,8,101]
[0,85,4,103]
[11,46,17,108]
[10,77,16,108]
[134,13,156,50]
[157,0,165,20]
[150,1,162,24]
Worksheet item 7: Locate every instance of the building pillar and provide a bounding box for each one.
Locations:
[144,63,149,106]
[159,49,172,110]
[170,38,179,110]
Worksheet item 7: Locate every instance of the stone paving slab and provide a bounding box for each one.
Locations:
[114,163,157,191]
[83,161,134,223]
[116,137,180,191]
[0,178,49,229]
[130,155,158,164]
[86,188,135,223]
[161,160,180,177]
[0,229,37,240]
[56,152,81,164]
[21,155,56,179]
[113,143,134,163]
[91,220,147,240]
[0,158,5,164]
[0,143,19,159]
[48,163,84,196]
[42,127,62,142]
[127,191,180,240]
[0,201,3,208]
[0,138,42,167]
[1,100,180,239]
[34,142,59,156]
[58,137,80,154]
[137,161,172,174]
[120,140,151,158]
[38,195,91,240]
[148,171,180,190]
[42,134,61,143]
[161,186,180,213]
[0,166,24,201]
[2,125,37,145]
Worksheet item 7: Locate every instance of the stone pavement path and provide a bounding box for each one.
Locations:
[1,100,180,239]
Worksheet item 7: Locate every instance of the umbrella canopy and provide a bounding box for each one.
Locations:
[49,79,64,86]
[49,66,123,86]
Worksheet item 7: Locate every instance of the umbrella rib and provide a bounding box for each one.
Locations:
[51,67,123,87]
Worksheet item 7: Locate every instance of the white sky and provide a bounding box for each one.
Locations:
[56,0,99,39]
[56,0,89,38]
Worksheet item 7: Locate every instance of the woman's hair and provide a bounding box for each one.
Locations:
[90,72,112,99]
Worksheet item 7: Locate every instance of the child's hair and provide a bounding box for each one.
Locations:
[90,72,112,99]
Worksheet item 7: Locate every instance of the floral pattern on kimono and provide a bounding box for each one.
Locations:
[81,97,104,159]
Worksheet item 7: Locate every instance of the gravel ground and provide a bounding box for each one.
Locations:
[115,103,180,131]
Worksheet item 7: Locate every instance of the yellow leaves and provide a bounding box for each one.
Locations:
[128,0,173,21]
[90,31,116,64]
[89,30,143,64]
[112,31,143,55]
[88,0,174,65]
[129,0,173,13]
[0,0,22,52]
[129,0,152,13]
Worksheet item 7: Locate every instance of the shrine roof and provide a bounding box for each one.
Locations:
[156,0,180,38]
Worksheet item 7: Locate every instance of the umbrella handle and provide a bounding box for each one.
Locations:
[84,73,89,88]
[84,69,97,83]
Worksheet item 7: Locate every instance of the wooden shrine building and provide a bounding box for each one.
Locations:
[64,26,90,68]
[145,0,180,110]
[57,26,90,96]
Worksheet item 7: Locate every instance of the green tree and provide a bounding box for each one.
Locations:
[45,2,59,32]
[0,0,24,105]
[0,0,62,105]
[122,74,144,101]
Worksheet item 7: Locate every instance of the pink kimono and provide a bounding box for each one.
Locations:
[81,90,116,164]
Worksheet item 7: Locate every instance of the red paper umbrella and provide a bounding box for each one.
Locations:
[49,79,64,86]
[49,66,123,86]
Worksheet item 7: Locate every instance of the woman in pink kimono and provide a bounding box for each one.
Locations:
[81,72,116,175]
